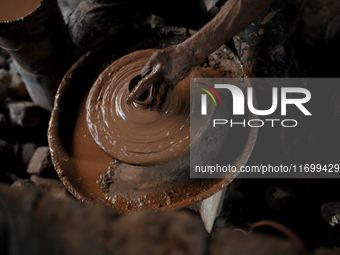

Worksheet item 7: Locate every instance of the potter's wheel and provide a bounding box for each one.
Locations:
[48,27,258,212]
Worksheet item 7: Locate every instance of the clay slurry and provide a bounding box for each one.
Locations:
[86,49,206,166]
[0,0,42,22]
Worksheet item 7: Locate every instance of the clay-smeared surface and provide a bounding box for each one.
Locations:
[87,49,205,166]
[0,0,41,22]
[48,28,257,212]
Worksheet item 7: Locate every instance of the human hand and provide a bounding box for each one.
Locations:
[126,44,196,110]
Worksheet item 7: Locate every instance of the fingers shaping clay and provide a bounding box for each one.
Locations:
[86,49,204,166]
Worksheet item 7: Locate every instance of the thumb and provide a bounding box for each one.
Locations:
[141,51,161,77]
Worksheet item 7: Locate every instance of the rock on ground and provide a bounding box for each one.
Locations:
[9,73,27,98]
[27,147,55,177]
[10,178,37,191]
[30,175,68,199]
[8,101,41,128]
[21,143,39,168]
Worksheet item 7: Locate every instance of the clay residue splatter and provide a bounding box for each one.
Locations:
[97,164,118,194]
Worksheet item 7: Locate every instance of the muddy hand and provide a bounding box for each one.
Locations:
[126,44,195,110]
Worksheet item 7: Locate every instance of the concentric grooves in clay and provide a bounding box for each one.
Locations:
[86,49,204,166]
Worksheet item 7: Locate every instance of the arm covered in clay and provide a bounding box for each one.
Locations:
[127,0,276,109]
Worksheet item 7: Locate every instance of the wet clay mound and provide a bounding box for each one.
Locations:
[48,27,257,212]
[86,49,201,166]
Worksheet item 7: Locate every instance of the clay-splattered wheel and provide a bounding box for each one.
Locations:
[48,27,257,212]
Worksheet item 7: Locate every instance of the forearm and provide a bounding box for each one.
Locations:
[178,0,276,65]
[127,0,277,106]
